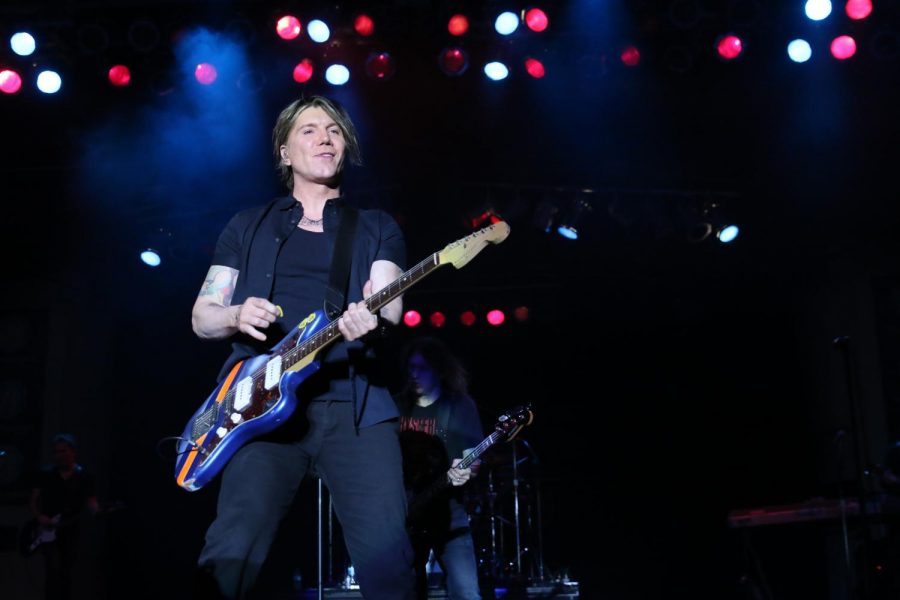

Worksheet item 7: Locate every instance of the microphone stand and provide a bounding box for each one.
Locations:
[512,441,522,577]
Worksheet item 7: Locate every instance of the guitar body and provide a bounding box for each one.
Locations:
[175,310,327,491]
[18,518,57,556]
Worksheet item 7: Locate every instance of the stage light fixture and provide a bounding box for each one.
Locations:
[448,14,469,36]
[486,310,505,326]
[403,310,422,327]
[788,39,813,63]
[524,57,545,78]
[10,32,35,57]
[36,70,62,94]
[805,0,833,21]
[438,47,469,76]
[276,15,302,40]
[0,70,23,94]
[308,20,330,43]
[140,249,162,267]
[715,34,744,60]
[524,8,549,32]
[717,224,740,243]
[194,63,218,85]
[621,46,641,66]
[365,52,395,80]
[495,12,519,36]
[846,0,873,20]
[831,35,857,60]
[354,14,375,37]
[108,65,131,87]
[429,312,446,328]
[556,193,592,240]
[686,199,739,244]
[484,61,509,81]
[325,64,350,86]
[460,311,476,327]
[513,306,530,322]
[293,59,314,83]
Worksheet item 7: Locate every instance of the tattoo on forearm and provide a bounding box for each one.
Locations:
[199,267,238,306]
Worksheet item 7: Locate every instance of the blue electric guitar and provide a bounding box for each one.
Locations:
[174,221,510,491]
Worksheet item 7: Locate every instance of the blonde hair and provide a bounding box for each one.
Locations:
[272,95,362,189]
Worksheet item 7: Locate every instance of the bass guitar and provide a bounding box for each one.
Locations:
[174,221,511,491]
[407,404,534,526]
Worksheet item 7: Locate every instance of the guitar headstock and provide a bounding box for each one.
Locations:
[494,404,534,441]
[437,221,511,269]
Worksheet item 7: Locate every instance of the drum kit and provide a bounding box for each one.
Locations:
[465,437,547,587]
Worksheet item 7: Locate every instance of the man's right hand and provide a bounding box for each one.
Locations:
[234,297,281,341]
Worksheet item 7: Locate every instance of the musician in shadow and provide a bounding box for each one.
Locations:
[28,433,99,600]
[396,335,486,600]
[190,95,414,599]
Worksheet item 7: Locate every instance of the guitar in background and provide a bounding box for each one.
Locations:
[19,500,126,556]
[406,405,534,529]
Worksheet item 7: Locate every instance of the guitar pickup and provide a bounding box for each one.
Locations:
[265,356,283,390]
[234,377,252,412]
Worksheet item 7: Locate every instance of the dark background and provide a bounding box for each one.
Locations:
[3,1,900,598]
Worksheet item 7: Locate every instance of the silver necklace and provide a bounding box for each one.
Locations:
[299,215,323,227]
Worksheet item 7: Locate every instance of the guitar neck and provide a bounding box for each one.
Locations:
[458,431,502,470]
[365,252,443,314]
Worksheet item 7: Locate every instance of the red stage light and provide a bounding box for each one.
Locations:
[621,46,641,66]
[108,64,131,87]
[513,306,530,322]
[194,63,217,85]
[831,35,857,60]
[439,47,469,76]
[524,8,549,32]
[403,310,422,327]
[716,34,743,60]
[486,310,506,326]
[846,0,873,20]
[354,14,375,37]
[276,16,302,40]
[365,52,395,80]
[0,69,23,94]
[293,59,314,83]
[448,14,469,36]
[459,311,476,327]
[524,57,545,78]
[429,312,446,328]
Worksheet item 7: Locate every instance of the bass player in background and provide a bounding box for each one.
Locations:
[396,335,485,600]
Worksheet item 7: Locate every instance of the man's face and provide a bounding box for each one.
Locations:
[52,443,76,469]
[280,106,347,188]
[408,353,440,398]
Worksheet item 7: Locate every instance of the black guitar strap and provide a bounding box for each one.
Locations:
[324,206,359,320]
